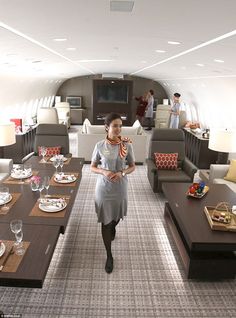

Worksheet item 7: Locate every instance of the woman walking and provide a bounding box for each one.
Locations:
[91,113,135,273]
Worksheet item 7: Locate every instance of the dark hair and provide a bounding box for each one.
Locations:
[149,89,154,95]
[104,112,122,132]
[174,93,181,97]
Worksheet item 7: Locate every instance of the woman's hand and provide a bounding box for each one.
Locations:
[110,171,122,182]
[102,170,114,179]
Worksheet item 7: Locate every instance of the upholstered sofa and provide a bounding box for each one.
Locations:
[77,120,148,163]
[209,164,236,192]
[0,159,13,181]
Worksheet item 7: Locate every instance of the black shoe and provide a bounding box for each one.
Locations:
[105,256,113,274]
[145,128,152,130]
[111,227,116,241]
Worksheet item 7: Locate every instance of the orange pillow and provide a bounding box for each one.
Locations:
[154,153,178,170]
[38,146,61,157]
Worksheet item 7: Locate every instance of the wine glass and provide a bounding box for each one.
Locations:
[38,180,45,199]
[53,158,60,174]
[41,146,47,163]
[43,176,50,197]
[0,186,10,212]
[10,219,25,255]
[59,158,64,174]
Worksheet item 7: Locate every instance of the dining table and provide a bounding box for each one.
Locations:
[0,156,84,287]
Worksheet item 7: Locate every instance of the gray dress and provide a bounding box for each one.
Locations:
[91,139,135,225]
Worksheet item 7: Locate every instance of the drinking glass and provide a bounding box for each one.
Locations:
[0,186,10,212]
[41,146,47,163]
[43,176,50,197]
[10,219,25,255]
[38,180,45,199]
[53,158,60,174]
[59,159,64,174]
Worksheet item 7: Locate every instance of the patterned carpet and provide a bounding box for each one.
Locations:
[0,130,235,317]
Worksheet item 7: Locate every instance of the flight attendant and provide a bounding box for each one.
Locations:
[91,113,135,274]
[145,89,154,130]
[169,93,181,128]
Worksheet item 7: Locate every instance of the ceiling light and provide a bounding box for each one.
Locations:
[168,41,181,45]
[53,38,67,42]
[32,60,42,63]
[155,50,166,53]
[131,29,236,75]
[66,48,76,51]
[77,59,114,62]
[214,59,224,63]
[110,1,134,12]
[196,63,204,67]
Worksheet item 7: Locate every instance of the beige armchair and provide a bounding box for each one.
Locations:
[55,102,71,128]
[155,104,171,128]
[0,158,13,181]
[37,107,59,124]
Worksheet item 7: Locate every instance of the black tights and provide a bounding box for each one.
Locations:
[101,220,120,258]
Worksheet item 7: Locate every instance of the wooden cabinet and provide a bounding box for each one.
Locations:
[70,109,85,124]
[183,128,218,169]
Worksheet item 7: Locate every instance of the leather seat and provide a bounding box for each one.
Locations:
[37,107,59,124]
[34,124,70,155]
[147,128,197,192]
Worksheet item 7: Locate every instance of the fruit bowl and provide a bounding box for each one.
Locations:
[187,182,209,199]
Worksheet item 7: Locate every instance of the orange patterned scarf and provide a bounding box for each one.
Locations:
[106,136,132,159]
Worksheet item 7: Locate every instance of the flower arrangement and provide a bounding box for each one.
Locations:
[30,176,41,191]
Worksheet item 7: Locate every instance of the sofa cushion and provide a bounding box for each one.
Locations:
[82,118,91,134]
[154,153,178,170]
[132,119,143,135]
[38,146,61,157]
[224,159,236,183]
[87,125,106,134]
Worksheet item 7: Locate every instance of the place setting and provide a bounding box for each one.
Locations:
[4,164,38,185]
[0,220,30,273]
[39,151,71,165]
[0,186,21,215]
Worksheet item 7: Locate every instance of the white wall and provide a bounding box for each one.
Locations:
[0,75,63,124]
[160,77,236,130]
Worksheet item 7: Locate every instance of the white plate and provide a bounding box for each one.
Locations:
[54,175,76,184]
[0,194,12,206]
[50,156,67,162]
[11,172,32,179]
[39,200,67,213]
[0,242,6,258]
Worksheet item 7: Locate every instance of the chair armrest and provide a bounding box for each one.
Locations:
[22,152,35,163]
[182,157,198,179]
[146,158,158,174]
[209,164,229,183]
[0,159,13,173]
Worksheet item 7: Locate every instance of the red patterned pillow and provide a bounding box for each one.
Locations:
[154,153,178,170]
[38,146,61,157]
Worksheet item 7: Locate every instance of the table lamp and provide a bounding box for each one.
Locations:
[0,122,16,158]
[208,129,236,164]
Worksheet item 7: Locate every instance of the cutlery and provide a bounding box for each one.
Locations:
[0,245,14,271]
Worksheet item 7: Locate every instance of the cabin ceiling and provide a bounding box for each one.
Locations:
[0,0,236,80]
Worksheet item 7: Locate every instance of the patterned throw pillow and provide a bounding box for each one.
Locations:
[38,146,61,157]
[154,153,178,170]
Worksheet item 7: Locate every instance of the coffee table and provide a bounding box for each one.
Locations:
[162,183,236,279]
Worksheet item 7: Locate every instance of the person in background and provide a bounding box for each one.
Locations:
[135,94,148,125]
[169,93,181,128]
[91,113,135,274]
[145,89,154,130]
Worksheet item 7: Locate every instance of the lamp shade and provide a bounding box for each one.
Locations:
[0,122,16,146]
[209,129,236,153]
